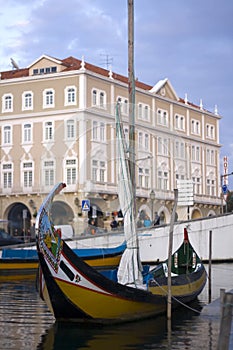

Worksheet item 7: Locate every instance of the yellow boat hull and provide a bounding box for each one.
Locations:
[0,254,122,281]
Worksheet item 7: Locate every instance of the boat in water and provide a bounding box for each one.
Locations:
[36,1,206,323]
[36,104,206,324]
[0,248,39,281]
[0,242,125,281]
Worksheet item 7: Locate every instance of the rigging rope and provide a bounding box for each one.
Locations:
[150,278,202,314]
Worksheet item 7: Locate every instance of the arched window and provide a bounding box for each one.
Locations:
[22,92,33,110]
[66,120,75,139]
[65,158,77,185]
[44,121,53,141]
[43,89,55,108]
[3,125,12,144]
[144,134,149,150]
[2,94,13,112]
[65,86,77,106]
[100,92,105,107]
[138,103,142,119]
[23,123,32,143]
[92,90,97,106]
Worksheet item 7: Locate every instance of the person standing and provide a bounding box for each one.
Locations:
[110,217,118,230]
[144,215,151,227]
[153,212,160,226]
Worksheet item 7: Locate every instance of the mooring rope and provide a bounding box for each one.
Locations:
[149,277,202,314]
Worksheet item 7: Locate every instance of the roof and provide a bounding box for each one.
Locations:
[0,54,153,91]
[0,54,218,115]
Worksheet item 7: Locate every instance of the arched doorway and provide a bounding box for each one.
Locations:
[191,208,202,219]
[51,201,74,225]
[7,203,31,238]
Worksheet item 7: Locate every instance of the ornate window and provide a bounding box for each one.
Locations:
[157,109,168,126]
[2,125,12,145]
[99,92,105,107]
[206,124,215,139]
[65,159,77,185]
[99,161,106,182]
[207,176,215,196]
[92,121,98,140]
[206,149,215,165]
[44,121,54,141]
[22,91,33,110]
[191,145,201,162]
[91,89,106,108]
[22,161,33,188]
[158,137,168,155]
[66,119,75,140]
[92,160,98,181]
[175,141,185,159]
[43,89,55,108]
[2,163,13,189]
[138,103,150,121]
[91,159,106,183]
[100,122,105,141]
[144,134,149,150]
[65,86,77,106]
[43,160,55,186]
[92,121,105,142]
[191,119,200,135]
[117,97,128,115]
[23,123,32,143]
[192,176,201,194]
[158,169,169,190]
[138,104,142,119]
[174,114,185,130]
[138,132,143,150]
[138,167,150,189]
[2,94,13,112]
[138,132,150,151]
[175,166,185,181]
[92,90,97,106]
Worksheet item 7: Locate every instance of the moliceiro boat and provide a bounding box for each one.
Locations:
[0,243,125,281]
[36,105,206,324]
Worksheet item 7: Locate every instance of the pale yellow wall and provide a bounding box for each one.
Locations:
[0,59,222,221]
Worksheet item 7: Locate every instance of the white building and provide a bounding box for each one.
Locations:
[0,55,221,236]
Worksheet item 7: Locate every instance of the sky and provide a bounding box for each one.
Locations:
[0,0,232,185]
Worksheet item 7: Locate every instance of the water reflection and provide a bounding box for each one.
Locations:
[0,280,54,350]
[0,264,232,350]
[38,317,166,350]
[37,301,204,350]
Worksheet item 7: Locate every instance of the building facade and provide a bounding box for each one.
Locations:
[0,55,221,236]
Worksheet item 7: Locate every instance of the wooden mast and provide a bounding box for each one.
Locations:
[167,189,178,319]
[128,0,136,213]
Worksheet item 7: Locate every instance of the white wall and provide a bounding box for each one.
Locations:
[68,212,233,262]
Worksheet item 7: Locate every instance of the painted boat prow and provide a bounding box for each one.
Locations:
[36,183,207,324]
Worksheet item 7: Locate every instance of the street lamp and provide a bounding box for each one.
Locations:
[149,190,155,221]
[221,171,233,213]
[135,155,153,162]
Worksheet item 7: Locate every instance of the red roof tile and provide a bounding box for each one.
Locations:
[1,68,29,79]
[0,55,212,113]
[0,55,153,91]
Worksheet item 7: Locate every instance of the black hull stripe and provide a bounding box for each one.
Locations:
[38,251,92,320]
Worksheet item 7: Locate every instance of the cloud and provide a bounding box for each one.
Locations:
[0,0,232,180]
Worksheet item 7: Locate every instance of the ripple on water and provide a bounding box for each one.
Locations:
[0,263,232,350]
[0,280,54,350]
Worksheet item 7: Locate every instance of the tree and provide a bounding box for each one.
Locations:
[226,191,233,212]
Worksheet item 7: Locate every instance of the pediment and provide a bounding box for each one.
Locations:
[27,54,65,75]
[150,78,179,101]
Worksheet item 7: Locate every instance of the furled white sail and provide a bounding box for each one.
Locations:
[116,104,143,286]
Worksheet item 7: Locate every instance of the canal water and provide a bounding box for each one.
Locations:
[0,263,232,350]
